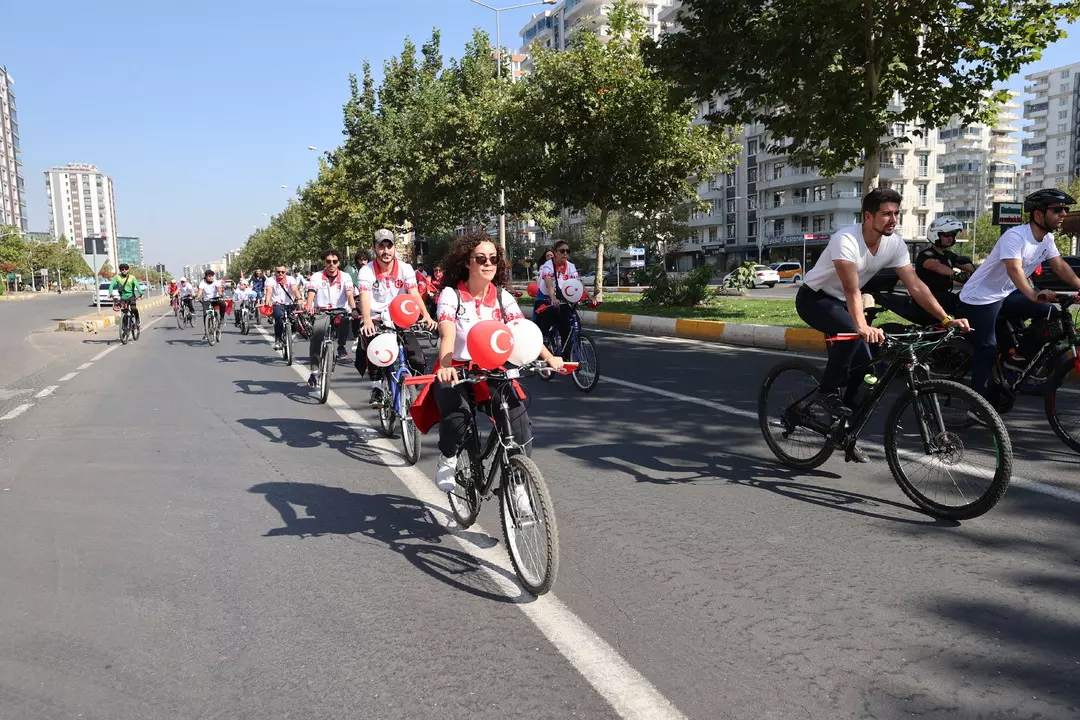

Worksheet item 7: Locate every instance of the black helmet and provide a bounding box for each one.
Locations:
[1023,188,1076,213]
[118,263,130,271]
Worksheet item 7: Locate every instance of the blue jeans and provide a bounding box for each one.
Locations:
[272,304,290,341]
[958,290,1058,397]
[795,286,872,402]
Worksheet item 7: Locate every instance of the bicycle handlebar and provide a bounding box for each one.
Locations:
[404,360,580,387]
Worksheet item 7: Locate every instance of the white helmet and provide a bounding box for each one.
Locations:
[927,216,964,246]
[179,277,188,283]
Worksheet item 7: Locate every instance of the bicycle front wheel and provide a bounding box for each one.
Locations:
[317,347,332,404]
[400,383,421,465]
[378,374,396,437]
[206,314,218,346]
[1045,354,1080,454]
[570,332,599,392]
[284,322,293,365]
[119,314,130,345]
[500,454,559,596]
[885,379,1012,520]
[175,306,184,330]
[241,310,250,335]
[758,360,834,469]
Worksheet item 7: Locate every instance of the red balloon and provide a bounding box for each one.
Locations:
[527,281,539,297]
[466,320,515,370]
[389,294,422,328]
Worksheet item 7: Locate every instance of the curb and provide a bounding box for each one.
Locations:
[56,295,170,333]
[579,310,826,353]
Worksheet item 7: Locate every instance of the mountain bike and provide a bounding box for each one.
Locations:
[178,298,195,328]
[172,296,184,329]
[201,300,223,346]
[311,308,350,404]
[407,360,577,595]
[759,326,1013,521]
[238,299,255,336]
[375,324,433,465]
[116,300,139,345]
[536,301,599,392]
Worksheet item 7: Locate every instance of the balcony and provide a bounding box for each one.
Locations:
[1025,101,1049,117]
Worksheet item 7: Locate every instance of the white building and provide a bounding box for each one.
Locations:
[0,65,27,231]
[1020,62,1080,193]
[518,0,672,72]
[184,262,226,284]
[936,97,1020,228]
[44,163,119,271]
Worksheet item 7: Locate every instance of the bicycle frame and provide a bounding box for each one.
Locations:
[996,297,1080,391]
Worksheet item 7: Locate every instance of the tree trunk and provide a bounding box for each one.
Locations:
[862,0,881,191]
[594,206,609,301]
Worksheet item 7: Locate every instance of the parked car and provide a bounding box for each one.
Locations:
[1032,255,1080,291]
[603,269,634,286]
[95,282,112,306]
[138,281,149,294]
[771,262,804,283]
[750,264,779,288]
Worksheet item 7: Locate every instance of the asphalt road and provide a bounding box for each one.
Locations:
[1,303,1079,720]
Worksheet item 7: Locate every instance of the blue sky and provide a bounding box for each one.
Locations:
[5,1,1079,275]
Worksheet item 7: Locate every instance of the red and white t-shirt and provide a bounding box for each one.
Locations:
[537,259,579,300]
[307,270,354,309]
[356,259,418,315]
[266,274,298,305]
[437,282,524,361]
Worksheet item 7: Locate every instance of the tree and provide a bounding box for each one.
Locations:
[649,0,1080,188]
[498,0,739,297]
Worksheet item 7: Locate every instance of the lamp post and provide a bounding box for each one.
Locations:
[469,0,557,250]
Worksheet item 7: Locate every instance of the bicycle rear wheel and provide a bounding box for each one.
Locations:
[1045,354,1080,454]
[400,384,421,465]
[317,346,332,404]
[132,314,140,342]
[449,441,481,528]
[885,379,1012,520]
[758,360,834,469]
[570,332,599,392]
[378,374,396,437]
[500,454,559,596]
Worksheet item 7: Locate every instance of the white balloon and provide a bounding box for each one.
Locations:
[508,318,544,365]
[366,333,399,367]
[561,278,585,303]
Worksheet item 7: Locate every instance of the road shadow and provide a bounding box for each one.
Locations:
[237,416,383,465]
[80,338,117,345]
[216,354,284,366]
[248,483,521,602]
[165,338,209,347]
[234,379,318,406]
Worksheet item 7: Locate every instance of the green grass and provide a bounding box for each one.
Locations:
[595,292,904,328]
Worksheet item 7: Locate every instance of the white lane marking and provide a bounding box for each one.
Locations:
[57,372,79,382]
[255,327,687,720]
[91,346,119,362]
[0,403,33,421]
[35,386,58,399]
[77,363,93,370]
[608,371,1080,506]
[589,327,815,360]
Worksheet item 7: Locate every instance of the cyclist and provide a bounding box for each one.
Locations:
[250,269,267,306]
[195,269,227,323]
[356,229,436,407]
[232,280,257,326]
[346,249,372,350]
[432,232,564,492]
[264,265,301,350]
[534,240,590,356]
[796,188,970,461]
[916,215,976,314]
[303,248,357,386]
[177,277,195,316]
[109,263,143,330]
[166,278,179,300]
[958,188,1080,396]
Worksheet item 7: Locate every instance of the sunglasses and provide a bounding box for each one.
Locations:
[324,258,340,265]
[1047,206,1069,214]
[376,241,394,249]
[555,248,570,254]
[275,270,287,274]
[471,255,498,266]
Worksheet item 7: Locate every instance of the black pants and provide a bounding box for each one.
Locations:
[181,297,194,315]
[434,379,532,459]
[534,299,572,351]
[354,330,426,380]
[122,299,141,325]
[795,285,872,401]
[309,315,348,370]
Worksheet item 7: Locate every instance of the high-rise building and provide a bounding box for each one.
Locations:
[0,65,27,231]
[1020,62,1080,193]
[518,0,672,72]
[117,236,143,267]
[936,97,1020,228]
[44,163,119,270]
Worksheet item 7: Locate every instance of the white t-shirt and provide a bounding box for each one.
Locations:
[803,225,911,300]
[436,283,525,362]
[356,259,418,315]
[199,280,221,300]
[959,224,1062,306]
[306,270,354,309]
[537,259,579,299]
[177,283,193,297]
[265,275,298,305]
[234,287,256,302]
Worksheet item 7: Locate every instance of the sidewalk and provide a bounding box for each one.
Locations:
[56,295,170,332]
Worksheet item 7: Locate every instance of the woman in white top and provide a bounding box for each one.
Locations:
[431,233,564,492]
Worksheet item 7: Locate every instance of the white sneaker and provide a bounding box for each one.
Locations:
[435,455,457,492]
[510,481,534,520]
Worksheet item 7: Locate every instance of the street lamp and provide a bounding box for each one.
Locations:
[469,0,558,250]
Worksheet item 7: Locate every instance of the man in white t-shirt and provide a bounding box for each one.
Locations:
[195,269,227,324]
[797,188,969,461]
[264,265,301,349]
[303,249,357,384]
[958,188,1080,396]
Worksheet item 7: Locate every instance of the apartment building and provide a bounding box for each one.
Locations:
[936,97,1020,228]
[0,65,27,231]
[117,236,143,267]
[44,163,119,270]
[1021,62,1080,194]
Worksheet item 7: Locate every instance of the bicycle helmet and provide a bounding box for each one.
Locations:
[927,215,964,247]
[118,263,130,271]
[1023,188,1076,213]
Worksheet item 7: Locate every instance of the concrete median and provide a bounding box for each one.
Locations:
[56,295,171,333]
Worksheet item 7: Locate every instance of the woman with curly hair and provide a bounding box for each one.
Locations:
[432,232,564,492]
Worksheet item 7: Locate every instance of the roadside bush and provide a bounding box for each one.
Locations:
[723,261,757,290]
[642,264,716,306]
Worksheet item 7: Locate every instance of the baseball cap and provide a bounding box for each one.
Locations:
[373,229,395,245]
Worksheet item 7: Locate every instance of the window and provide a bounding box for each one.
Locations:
[1060,97,1068,106]
[773,162,784,179]
[891,181,904,196]
[747,195,757,210]
[726,172,735,187]
[747,139,758,155]
[773,191,784,208]
[813,184,827,202]
[918,154,929,177]
[799,216,809,232]
[747,221,757,238]
[1061,84,1071,93]
[727,199,736,213]
[747,166,758,182]
[1063,70,1072,79]
[853,213,861,225]
[1058,163,1067,172]
[892,122,906,136]
[707,99,717,113]
[812,215,825,232]
[917,184,928,205]
[707,177,717,191]
[774,219,785,235]
[828,213,835,229]
[711,198,722,215]
[727,223,736,241]
[1058,150,1067,159]
[1060,110,1069,119]
[854,181,863,196]
[793,187,808,203]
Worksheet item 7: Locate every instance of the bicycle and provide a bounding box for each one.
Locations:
[201,300,223,346]
[312,308,351,404]
[375,323,434,465]
[536,301,599,392]
[406,360,577,594]
[172,296,183,329]
[238,299,255,336]
[115,299,139,345]
[759,326,1013,521]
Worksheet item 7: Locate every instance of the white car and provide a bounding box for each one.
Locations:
[749,265,779,288]
[95,282,112,305]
